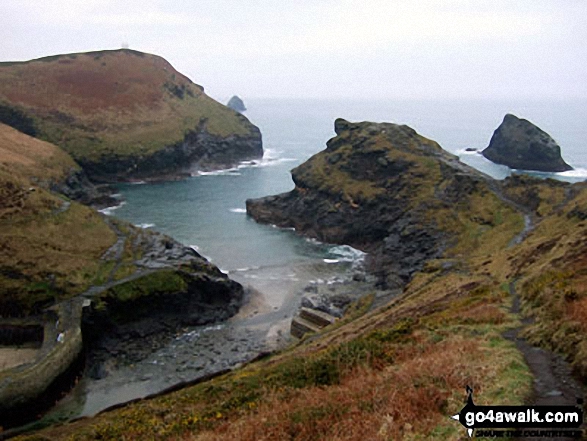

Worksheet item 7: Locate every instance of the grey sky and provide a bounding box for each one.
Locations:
[1,0,586,101]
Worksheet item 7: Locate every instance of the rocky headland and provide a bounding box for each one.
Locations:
[482,113,572,172]
[0,49,262,183]
[247,118,502,290]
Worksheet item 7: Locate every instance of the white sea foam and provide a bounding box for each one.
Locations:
[328,244,366,264]
[234,266,261,272]
[235,148,298,170]
[98,201,127,216]
[457,148,480,155]
[129,180,146,185]
[195,167,241,176]
[229,208,247,214]
[135,223,155,229]
[558,168,587,178]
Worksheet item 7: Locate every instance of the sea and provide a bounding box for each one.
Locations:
[29,98,587,430]
[110,98,587,271]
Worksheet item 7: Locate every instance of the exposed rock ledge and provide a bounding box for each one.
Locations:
[0,224,244,427]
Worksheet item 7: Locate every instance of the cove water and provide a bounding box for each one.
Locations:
[111,98,587,272]
[34,99,586,428]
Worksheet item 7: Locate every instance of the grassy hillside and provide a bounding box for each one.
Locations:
[0,123,116,315]
[10,120,586,440]
[0,49,258,177]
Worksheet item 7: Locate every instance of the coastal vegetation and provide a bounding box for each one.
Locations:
[15,119,587,440]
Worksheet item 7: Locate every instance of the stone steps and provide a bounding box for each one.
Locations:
[291,307,337,339]
[299,307,336,327]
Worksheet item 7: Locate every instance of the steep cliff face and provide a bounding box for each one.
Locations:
[0,49,262,182]
[482,114,572,172]
[247,119,519,288]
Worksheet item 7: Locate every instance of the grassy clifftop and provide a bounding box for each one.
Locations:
[0,49,261,180]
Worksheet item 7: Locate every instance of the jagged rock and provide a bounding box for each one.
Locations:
[227,96,247,113]
[482,114,572,172]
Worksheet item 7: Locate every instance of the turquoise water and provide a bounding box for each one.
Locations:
[112,98,587,272]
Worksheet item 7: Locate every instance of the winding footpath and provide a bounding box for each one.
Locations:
[490,183,585,439]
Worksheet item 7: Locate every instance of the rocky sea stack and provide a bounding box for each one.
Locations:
[227,95,247,113]
[482,114,572,172]
[0,49,262,182]
[247,118,512,289]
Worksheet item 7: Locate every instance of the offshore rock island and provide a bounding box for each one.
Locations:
[482,113,573,172]
[0,49,263,183]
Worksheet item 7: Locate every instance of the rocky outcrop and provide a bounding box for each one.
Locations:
[0,49,263,182]
[482,114,572,172]
[227,96,247,113]
[247,118,494,289]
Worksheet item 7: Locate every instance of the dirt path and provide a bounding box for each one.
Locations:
[488,179,586,439]
[505,281,585,440]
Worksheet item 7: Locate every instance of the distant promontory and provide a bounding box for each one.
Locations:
[482,114,572,172]
[0,49,263,182]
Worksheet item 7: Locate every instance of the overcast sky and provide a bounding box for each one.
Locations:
[1,0,586,101]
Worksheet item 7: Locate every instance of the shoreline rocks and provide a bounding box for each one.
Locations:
[482,114,572,172]
[79,116,263,183]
